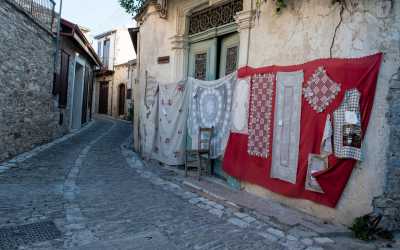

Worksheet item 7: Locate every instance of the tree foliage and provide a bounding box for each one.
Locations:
[119,0,146,16]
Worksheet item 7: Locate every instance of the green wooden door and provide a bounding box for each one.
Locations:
[215,33,240,186]
[187,34,241,189]
[188,38,218,81]
[219,33,240,78]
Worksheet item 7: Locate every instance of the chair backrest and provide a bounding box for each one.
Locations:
[198,127,213,152]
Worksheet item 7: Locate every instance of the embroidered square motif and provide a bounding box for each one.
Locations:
[303,67,341,113]
[248,73,275,158]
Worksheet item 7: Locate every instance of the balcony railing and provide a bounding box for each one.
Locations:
[10,0,55,31]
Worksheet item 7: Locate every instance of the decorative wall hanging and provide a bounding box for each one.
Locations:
[152,81,188,165]
[231,77,250,134]
[321,114,333,155]
[270,71,304,184]
[247,74,275,157]
[140,74,159,158]
[303,67,341,113]
[305,154,327,193]
[333,89,363,161]
[188,72,237,158]
[223,53,382,208]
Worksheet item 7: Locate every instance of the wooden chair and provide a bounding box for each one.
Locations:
[185,127,213,180]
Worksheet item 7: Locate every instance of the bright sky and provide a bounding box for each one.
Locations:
[54,0,134,38]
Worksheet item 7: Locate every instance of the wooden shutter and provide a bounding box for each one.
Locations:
[58,51,70,108]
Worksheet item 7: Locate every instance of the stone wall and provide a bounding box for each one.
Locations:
[0,0,64,162]
[373,67,400,231]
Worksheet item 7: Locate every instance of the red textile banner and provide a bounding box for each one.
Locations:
[223,53,383,207]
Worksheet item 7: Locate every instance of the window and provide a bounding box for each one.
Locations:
[58,51,70,108]
[127,89,132,99]
[97,40,102,58]
[195,53,207,80]
[103,39,110,67]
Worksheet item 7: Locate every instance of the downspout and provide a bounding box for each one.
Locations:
[137,29,142,153]
[111,32,117,117]
[246,0,253,66]
[53,0,62,88]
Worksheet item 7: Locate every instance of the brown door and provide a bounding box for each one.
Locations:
[118,84,126,116]
[99,82,109,114]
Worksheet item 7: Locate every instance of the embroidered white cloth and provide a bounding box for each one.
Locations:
[271,71,303,184]
[303,67,341,113]
[188,73,237,158]
[140,83,159,158]
[152,81,188,165]
[231,77,250,134]
[248,74,275,158]
[305,154,327,193]
[333,89,363,161]
[321,114,333,155]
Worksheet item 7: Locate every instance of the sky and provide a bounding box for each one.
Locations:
[54,0,135,38]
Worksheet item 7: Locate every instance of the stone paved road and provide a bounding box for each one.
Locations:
[0,118,392,250]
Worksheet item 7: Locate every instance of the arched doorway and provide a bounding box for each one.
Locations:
[118,83,126,116]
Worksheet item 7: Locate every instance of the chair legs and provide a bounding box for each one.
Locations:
[198,156,202,180]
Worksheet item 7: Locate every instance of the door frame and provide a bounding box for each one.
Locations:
[118,83,126,116]
[70,56,86,131]
[98,81,109,114]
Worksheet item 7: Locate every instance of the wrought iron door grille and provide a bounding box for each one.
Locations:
[189,0,243,35]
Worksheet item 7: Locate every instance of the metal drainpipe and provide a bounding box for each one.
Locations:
[53,0,62,85]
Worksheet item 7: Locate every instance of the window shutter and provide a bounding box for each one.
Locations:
[58,51,70,108]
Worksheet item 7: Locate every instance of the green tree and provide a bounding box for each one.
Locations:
[119,0,146,16]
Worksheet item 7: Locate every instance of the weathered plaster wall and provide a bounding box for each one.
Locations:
[115,29,137,66]
[241,0,400,226]
[112,64,130,118]
[135,0,400,227]
[0,0,64,162]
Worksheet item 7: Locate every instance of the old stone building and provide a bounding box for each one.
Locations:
[58,19,101,131]
[94,28,136,119]
[132,0,400,230]
[0,0,62,162]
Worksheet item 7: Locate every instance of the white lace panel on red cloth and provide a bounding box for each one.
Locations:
[303,67,341,113]
[247,73,275,158]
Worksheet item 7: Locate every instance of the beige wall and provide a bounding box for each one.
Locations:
[135,0,400,226]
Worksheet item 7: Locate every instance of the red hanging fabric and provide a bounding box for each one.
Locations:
[223,53,383,207]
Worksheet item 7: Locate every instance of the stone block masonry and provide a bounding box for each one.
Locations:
[373,67,400,231]
[0,0,64,162]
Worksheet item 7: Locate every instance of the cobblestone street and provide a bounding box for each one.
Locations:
[0,118,396,250]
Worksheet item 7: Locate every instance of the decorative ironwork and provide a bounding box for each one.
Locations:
[189,0,243,35]
[9,0,56,31]
[195,53,207,80]
[225,46,238,75]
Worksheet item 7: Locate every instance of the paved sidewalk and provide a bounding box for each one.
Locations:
[0,117,396,250]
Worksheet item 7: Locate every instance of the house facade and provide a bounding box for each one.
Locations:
[58,19,101,131]
[133,0,400,229]
[94,28,136,119]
